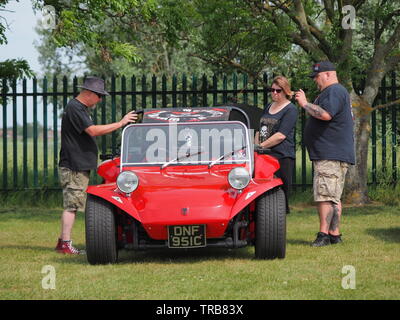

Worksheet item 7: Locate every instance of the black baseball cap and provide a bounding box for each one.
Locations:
[309,61,336,78]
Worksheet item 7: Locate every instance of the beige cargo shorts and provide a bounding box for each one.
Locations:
[59,167,90,212]
[313,160,349,204]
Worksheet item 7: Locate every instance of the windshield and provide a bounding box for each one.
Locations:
[121,121,250,167]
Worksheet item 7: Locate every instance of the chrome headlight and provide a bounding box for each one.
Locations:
[228,167,251,190]
[117,171,139,194]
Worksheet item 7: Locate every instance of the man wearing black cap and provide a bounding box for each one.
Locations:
[295,62,355,247]
[55,76,138,255]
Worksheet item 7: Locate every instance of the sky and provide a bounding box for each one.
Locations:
[1,0,42,74]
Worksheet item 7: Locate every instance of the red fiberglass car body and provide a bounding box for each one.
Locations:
[85,107,287,264]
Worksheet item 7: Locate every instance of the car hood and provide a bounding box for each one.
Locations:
[129,164,242,223]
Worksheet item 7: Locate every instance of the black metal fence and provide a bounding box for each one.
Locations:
[0,72,399,191]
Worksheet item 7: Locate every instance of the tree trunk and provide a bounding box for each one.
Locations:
[344,92,372,205]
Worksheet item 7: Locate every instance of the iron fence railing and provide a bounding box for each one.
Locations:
[1,72,399,190]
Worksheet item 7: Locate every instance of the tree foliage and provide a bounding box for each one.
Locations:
[186,0,293,78]
[0,1,34,81]
[35,0,157,63]
[0,59,34,79]
[34,0,212,77]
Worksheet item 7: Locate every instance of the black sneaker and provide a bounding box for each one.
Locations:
[311,232,331,247]
[329,234,343,244]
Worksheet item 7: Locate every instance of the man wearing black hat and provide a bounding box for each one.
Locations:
[55,76,138,255]
[295,62,355,247]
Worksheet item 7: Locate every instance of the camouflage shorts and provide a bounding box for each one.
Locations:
[59,167,90,212]
[313,160,349,204]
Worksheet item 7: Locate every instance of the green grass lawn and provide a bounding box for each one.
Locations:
[0,200,399,300]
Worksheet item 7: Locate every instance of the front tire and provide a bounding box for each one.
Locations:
[85,194,118,265]
[255,188,286,259]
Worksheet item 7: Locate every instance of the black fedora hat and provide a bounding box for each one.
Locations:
[77,76,110,96]
[309,61,336,78]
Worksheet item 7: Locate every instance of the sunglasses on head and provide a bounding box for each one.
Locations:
[269,88,282,93]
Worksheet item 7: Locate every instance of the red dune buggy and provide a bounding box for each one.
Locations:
[85,107,286,264]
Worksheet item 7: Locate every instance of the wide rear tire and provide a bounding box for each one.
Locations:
[255,188,286,259]
[85,194,118,265]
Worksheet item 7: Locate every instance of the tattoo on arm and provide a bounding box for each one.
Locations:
[304,103,326,120]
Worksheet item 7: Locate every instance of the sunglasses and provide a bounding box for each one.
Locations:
[269,88,282,93]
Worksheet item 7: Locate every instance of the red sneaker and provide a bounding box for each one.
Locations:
[55,239,85,255]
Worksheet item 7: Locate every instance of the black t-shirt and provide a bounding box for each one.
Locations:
[259,102,298,159]
[59,98,98,171]
[304,83,355,164]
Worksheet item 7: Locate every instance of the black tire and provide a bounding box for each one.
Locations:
[255,188,286,259]
[85,194,118,265]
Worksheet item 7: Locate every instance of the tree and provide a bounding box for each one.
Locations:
[33,0,173,69]
[184,0,400,204]
[34,0,213,77]
[0,0,34,89]
[35,21,212,78]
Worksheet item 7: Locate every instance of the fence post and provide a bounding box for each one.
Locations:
[131,75,136,111]
[202,74,208,107]
[253,77,258,107]
[243,74,248,104]
[162,75,167,108]
[43,77,48,187]
[23,78,28,188]
[62,76,68,110]
[100,89,107,156]
[263,73,268,108]
[91,78,99,184]
[121,75,127,116]
[381,76,387,175]
[192,74,198,107]
[301,108,307,191]
[33,77,38,188]
[222,74,227,104]
[212,75,218,106]
[182,74,187,108]
[372,104,377,185]
[232,73,238,103]
[172,74,177,108]
[12,78,18,189]
[391,71,397,184]
[111,75,116,154]
[2,78,7,190]
[152,74,157,108]
[141,75,147,109]
[53,76,58,186]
